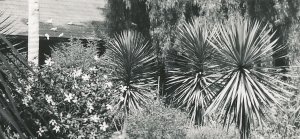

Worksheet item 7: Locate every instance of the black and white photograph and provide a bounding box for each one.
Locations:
[0,0,299,138]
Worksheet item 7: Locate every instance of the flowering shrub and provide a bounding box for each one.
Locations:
[14,40,122,138]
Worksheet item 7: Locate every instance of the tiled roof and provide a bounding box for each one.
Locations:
[0,0,107,39]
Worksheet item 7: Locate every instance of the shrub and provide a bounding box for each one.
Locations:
[186,125,239,139]
[51,39,100,69]
[15,40,118,138]
[126,100,189,139]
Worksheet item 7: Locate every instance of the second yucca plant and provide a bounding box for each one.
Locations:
[166,18,218,125]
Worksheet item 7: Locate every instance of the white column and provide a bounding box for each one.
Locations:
[28,0,39,66]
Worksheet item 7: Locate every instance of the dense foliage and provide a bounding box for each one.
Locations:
[126,101,189,139]
[8,40,116,138]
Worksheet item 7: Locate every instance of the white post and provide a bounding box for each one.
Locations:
[28,0,39,66]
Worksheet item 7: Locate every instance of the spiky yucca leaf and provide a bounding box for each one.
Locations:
[166,19,218,125]
[0,12,35,139]
[107,30,156,113]
[206,19,294,139]
[0,37,34,138]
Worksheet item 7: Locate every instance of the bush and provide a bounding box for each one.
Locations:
[51,39,100,69]
[186,124,239,139]
[14,39,118,138]
[126,100,189,139]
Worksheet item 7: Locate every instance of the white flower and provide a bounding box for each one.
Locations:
[100,122,109,131]
[94,55,100,61]
[22,95,33,106]
[73,69,82,77]
[45,95,52,102]
[37,127,46,137]
[16,87,22,93]
[25,85,32,92]
[72,96,78,103]
[87,101,94,113]
[120,96,125,102]
[37,129,43,137]
[89,66,97,71]
[103,75,108,79]
[82,74,90,81]
[105,82,113,88]
[27,95,33,101]
[45,95,55,105]
[22,98,29,106]
[53,125,60,133]
[67,113,71,119]
[90,114,100,122]
[49,119,57,126]
[45,58,54,66]
[28,77,35,82]
[64,93,74,103]
[106,104,113,110]
[119,85,127,92]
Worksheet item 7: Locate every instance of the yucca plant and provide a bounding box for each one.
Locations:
[0,13,35,138]
[206,19,295,139]
[107,30,156,113]
[166,18,218,125]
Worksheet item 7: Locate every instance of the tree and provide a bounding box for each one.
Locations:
[244,0,300,77]
[28,0,39,66]
[106,0,150,38]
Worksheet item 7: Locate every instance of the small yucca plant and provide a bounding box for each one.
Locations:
[206,19,295,139]
[166,18,218,125]
[107,30,156,113]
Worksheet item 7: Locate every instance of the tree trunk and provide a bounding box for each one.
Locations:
[28,0,39,66]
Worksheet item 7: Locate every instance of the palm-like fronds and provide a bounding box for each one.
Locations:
[0,11,15,35]
[0,12,35,139]
[0,36,34,138]
[206,19,294,138]
[166,19,217,125]
[107,30,156,113]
